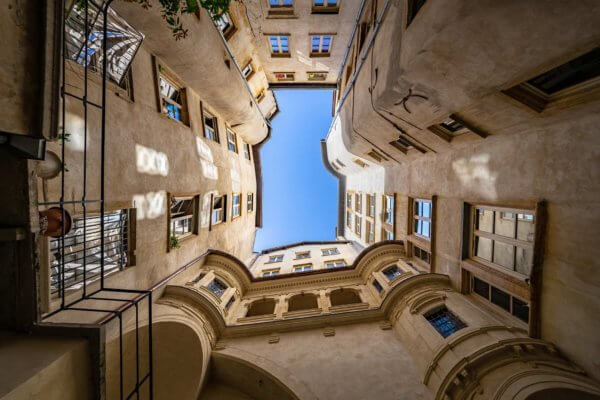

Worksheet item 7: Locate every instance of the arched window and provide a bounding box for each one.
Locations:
[330,288,362,306]
[287,293,318,312]
[383,265,402,281]
[246,298,276,317]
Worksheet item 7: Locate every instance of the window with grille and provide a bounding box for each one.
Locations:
[169,196,197,239]
[311,35,333,56]
[413,199,432,239]
[425,306,466,338]
[212,195,226,225]
[383,265,402,281]
[232,193,241,218]
[322,248,339,256]
[269,35,290,56]
[326,260,346,269]
[247,193,254,212]
[471,206,535,276]
[268,254,284,263]
[203,112,219,142]
[207,278,227,298]
[293,264,313,272]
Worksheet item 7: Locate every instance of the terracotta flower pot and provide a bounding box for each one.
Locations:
[39,207,72,237]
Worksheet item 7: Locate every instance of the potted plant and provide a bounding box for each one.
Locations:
[39,207,72,237]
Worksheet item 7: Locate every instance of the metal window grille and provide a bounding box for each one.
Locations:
[425,306,466,338]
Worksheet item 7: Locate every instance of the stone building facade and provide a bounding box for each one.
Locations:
[1,1,600,400]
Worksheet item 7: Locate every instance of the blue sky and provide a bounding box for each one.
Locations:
[253,89,338,251]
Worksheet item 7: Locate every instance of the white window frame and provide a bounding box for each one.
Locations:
[212,195,225,225]
[269,35,290,55]
[310,34,333,55]
[325,259,346,269]
[268,254,284,263]
[203,112,218,142]
[293,264,313,273]
[321,248,339,256]
[413,199,432,239]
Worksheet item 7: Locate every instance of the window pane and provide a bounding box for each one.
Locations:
[475,208,493,233]
[493,241,515,270]
[474,236,492,261]
[512,297,530,323]
[494,211,515,238]
[517,214,535,242]
[422,201,431,218]
[490,286,511,311]
[473,277,489,299]
[425,307,466,338]
[515,246,533,276]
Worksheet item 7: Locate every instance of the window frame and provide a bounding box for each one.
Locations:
[155,61,188,125]
[243,142,252,161]
[262,268,280,277]
[241,62,255,80]
[247,193,254,212]
[268,34,291,57]
[168,194,199,246]
[310,34,334,57]
[312,0,340,14]
[294,251,310,260]
[231,193,241,219]
[321,248,340,256]
[412,198,433,240]
[470,275,530,324]
[355,214,362,236]
[424,306,467,339]
[211,194,227,226]
[293,263,313,273]
[325,259,346,269]
[214,11,237,40]
[365,220,375,244]
[267,254,284,263]
[202,110,220,143]
[226,128,238,153]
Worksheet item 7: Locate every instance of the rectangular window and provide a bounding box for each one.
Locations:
[270,0,293,6]
[321,248,339,256]
[241,62,254,79]
[227,129,238,153]
[503,47,600,112]
[366,220,374,244]
[372,279,383,293]
[225,296,235,310]
[355,193,362,213]
[382,228,394,241]
[256,89,266,103]
[212,195,226,225]
[170,196,197,240]
[232,193,241,219]
[383,266,402,281]
[158,70,186,123]
[295,251,310,259]
[312,0,339,14]
[268,254,284,263]
[346,211,352,228]
[275,72,295,81]
[389,136,415,154]
[325,259,346,269]
[269,35,290,56]
[263,268,280,277]
[243,143,252,160]
[472,277,530,323]
[310,34,333,56]
[214,12,236,39]
[425,306,466,338]
[412,244,431,264]
[307,71,328,81]
[207,278,227,298]
[247,193,254,212]
[203,112,219,143]
[355,215,362,236]
[293,263,313,273]
[366,194,376,218]
[346,192,352,208]
[354,159,368,168]
[367,149,387,163]
[383,194,394,224]
[471,206,535,276]
[413,199,432,239]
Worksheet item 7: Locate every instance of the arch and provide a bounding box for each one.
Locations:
[330,288,362,306]
[246,298,277,317]
[526,388,600,400]
[288,293,318,312]
[494,369,600,400]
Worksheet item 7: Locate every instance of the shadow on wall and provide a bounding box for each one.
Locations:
[451,153,498,200]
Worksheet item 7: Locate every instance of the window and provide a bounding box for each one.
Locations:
[407,0,427,27]
[428,114,488,142]
[227,129,238,153]
[243,143,252,160]
[241,62,254,79]
[214,12,236,39]
[413,244,431,264]
[354,159,368,168]
[471,207,535,276]
[312,0,339,14]
[269,0,293,6]
[262,268,280,277]
[275,72,295,81]
[310,35,333,56]
[295,251,310,260]
[232,193,241,219]
[211,195,226,225]
[346,211,352,228]
[203,112,219,143]
[325,259,346,269]
[439,117,464,133]
[207,278,227,298]
[472,277,529,323]
[365,220,374,244]
[247,193,254,212]
[269,35,290,56]
[425,306,466,338]
[268,0,294,15]
[372,279,383,293]
[503,47,600,112]
[330,289,362,306]
[383,194,394,224]
[413,199,432,239]
[355,215,362,236]
[158,70,186,123]
[268,254,284,263]
[366,194,376,218]
[355,193,362,213]
[367,149,387,163]
[308,71,328,81]
[346,192,352,208]
[288,293,318,312]
[293,264,313,273]
[246,298,276,317]
[383,266,402,281]
[169,196,197,240]
[389,136,415,154]
[382,228,394,241]
[256,89,266,102]
[225,296,235,310]
[321,248,339,256]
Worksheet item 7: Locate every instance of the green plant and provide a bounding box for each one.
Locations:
[57,132,71,142]
[169,234,181,249]
[123,0,232,40]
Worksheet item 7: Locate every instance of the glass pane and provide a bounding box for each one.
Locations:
[517,214,535,242]
[512,297,530,323]
[421,220,430,237]
[473,277,489,299]
[493,241,515,270]
[415,201,423,216]
[475,208,493,233]
[422,201,431,218]
[494,211,515,238]
[490,286,510,311]
[474,236,492,261]
[515,246,533,276]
